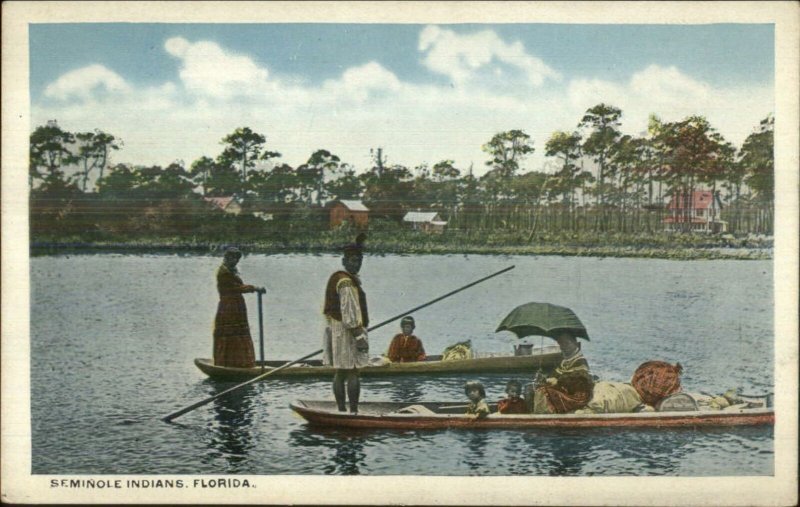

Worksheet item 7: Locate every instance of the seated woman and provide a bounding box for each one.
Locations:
[531,332,594,414]
[386,316,426,363]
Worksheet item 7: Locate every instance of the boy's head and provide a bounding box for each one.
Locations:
[400,316,415,335]
[464,381,486,400]
[505,380,522,399]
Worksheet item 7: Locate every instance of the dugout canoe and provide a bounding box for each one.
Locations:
[194,346,562,380]
[289,400,774,430]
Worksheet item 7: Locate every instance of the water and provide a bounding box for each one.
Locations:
[30,253,773,475]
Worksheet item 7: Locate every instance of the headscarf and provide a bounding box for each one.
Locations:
[223,247,242,272]
[342,233,367,258]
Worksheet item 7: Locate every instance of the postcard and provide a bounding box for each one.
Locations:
[2,1,798,505]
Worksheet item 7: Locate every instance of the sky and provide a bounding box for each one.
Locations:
[29,23,774,176]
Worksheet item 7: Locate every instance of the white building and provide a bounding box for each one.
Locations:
[403,211,447,233]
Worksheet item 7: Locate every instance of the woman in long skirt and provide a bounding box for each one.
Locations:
[213,247,263,367]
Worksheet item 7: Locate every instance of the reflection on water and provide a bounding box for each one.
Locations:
[370,379,426,403]
[544,436,591,476]
[30,254,774,475]
[289,427,369,475]
[609,430,695,475]
[325,436,367,475]
[529,429,694,476]
[462,432,489,474]
[204,381,257,472]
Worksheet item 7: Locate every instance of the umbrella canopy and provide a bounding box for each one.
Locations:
[495,302,589,340]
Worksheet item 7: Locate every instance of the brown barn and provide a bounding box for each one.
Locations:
[326,200,369,230]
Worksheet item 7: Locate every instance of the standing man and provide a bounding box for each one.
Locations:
[323,234,369,414]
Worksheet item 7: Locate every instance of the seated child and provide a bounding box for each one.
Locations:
[387,316,427,363]
[497,380,527,414]
[465,381,490,418]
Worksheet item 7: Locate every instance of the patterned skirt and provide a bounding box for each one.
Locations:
[534,374,594,414]
[213,296,255,368]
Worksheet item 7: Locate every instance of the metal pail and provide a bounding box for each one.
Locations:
[514,344,533,356]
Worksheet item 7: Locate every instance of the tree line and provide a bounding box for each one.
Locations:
[29,103,774,240]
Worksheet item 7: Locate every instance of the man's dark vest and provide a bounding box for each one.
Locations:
[323,271,369,327]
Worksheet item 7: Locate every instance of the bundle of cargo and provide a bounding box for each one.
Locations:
[631,361,683,406]
[573,360,683,414]
[441,340,474,361]
[576,381,643,414]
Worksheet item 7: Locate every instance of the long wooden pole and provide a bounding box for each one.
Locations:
[161,265,515,423]
[161,349,321,423]
[257,290,265,372]
[366,265,516,331]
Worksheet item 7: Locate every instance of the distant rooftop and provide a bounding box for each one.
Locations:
[403,211,441,223]
[331,199,369,211]
[668,190,720,210]
[204,196,236,209]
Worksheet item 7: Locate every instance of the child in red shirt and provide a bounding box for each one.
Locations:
[386,316,426,363]
[497,380,528,414]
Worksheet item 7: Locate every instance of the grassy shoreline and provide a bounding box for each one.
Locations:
[30,234,773,260]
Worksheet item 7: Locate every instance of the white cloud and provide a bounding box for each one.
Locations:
[418,25,561,87]
[568,65,772,145]
[341,62,401,93]
[164,37,190,58]
[322,61,402,102]
[164,37,270,99]
[630,65,711,102]
[34,37,772,179]
[44,64,130,100]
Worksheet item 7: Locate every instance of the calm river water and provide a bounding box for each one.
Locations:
[30,253,773,475]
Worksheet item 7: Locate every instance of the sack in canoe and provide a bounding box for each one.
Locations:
[583,381,643,414]
[442,340,474,361]
[631,361,683,406]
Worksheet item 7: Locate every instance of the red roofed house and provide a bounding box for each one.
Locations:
[326,199,369,230]
[204,196,242,215]
[663,190,726,233]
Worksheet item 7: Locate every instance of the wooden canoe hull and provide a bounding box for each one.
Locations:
[194,349,562,380]
[289,400,775,430]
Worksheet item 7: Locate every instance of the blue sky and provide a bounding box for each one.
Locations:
[30,23,775,174]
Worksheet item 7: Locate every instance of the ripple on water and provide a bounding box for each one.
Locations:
[30,254,774,475]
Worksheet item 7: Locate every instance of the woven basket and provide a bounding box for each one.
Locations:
[631,361,683,406]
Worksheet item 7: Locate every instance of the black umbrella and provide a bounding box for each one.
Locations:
[495,302,589,340]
